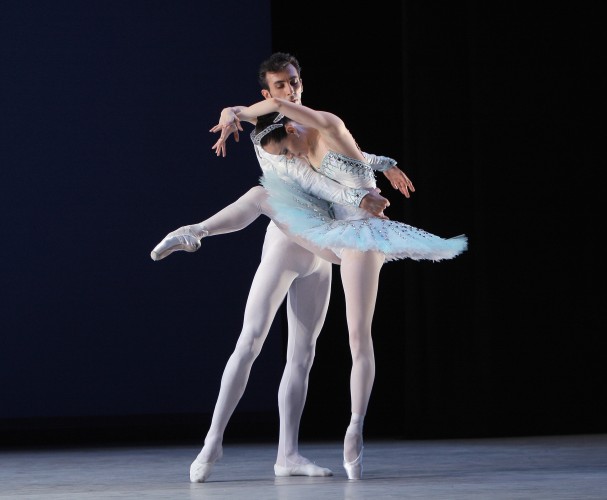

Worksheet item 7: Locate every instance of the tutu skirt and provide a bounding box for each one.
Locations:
[260,169,467,263]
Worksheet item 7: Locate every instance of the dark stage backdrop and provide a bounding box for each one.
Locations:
[271,1,605,440]
[1,0,604,447]
[1,1,278,443]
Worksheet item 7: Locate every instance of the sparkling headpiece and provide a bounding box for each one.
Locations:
[251,123,284,146]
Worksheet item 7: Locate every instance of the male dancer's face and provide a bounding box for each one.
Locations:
[261,64,303,104]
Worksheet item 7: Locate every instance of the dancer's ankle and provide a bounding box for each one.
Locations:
[275,453,311,468]
[197,436,223,464]
[190,224,209,239]
[344,430,363,463]
[344,413,364,463]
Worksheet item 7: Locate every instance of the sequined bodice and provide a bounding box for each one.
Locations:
[318,151,377,189]
[318,151,377,220]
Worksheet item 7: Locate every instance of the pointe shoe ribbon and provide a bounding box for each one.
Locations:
[150,226,207,261]
[343,447,363,480]
[274,462,333,477]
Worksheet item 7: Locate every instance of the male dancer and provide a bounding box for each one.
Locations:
[152,53,414,482]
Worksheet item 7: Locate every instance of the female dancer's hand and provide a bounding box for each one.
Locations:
[383,166,415,198]
[210,108,244,157]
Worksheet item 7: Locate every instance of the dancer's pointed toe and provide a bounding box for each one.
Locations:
[151,226,205,261]
[274,462,333,477]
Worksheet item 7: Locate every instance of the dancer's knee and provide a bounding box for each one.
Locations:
[233,330,266,360]
[245,186,267,207]
[287,348,316,374]
[348,330,373,359]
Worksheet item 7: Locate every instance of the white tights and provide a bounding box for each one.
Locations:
[191,186,383,465]
[341,249,384,462]
[191,186,340,265]
[192,187,333,467]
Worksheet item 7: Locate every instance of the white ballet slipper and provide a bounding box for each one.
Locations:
[189,448,223,483]
[274,462,333,477]
[189,460,215,483]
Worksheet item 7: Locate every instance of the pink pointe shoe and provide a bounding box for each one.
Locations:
[150,225,207,261]
[343,447,363,480]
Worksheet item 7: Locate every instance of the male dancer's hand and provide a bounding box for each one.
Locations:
[360,188,390,219]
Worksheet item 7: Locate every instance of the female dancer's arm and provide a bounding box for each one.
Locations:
[362,152,415,197]
[235,98,344,137]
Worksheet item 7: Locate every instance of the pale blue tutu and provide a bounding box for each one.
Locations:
[260,169,467,263]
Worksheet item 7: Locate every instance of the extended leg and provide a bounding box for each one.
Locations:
[151,186,266,261]
[151,186,341,265]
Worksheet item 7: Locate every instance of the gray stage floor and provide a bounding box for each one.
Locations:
[1,434,606,499]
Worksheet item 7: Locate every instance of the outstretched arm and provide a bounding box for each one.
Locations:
[209,103,390,216]
[362,152,415,198]
[235,98,342,133]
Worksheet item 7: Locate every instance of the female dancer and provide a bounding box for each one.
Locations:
[216,98,467,480]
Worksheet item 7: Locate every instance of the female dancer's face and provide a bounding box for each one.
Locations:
[263,130,309,160]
